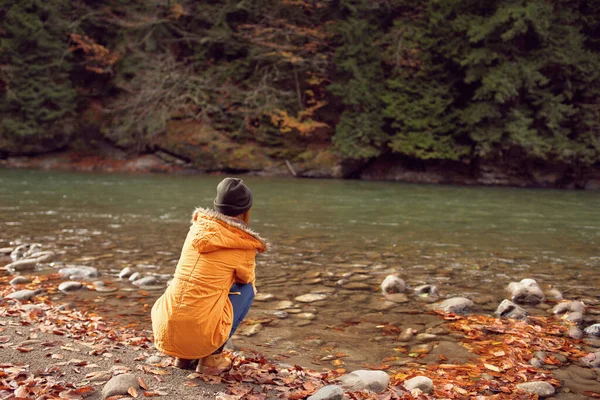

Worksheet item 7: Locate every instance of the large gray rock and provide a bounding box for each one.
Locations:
[495,299,529,320]
[584,324,600,336]
[507,278,545,305]
[4,259,38,272]
[515,382,555,397]
[434,297,474,314]
[381,275,406,294]
[582,352,600,368]
[337,370,389,393]
[101,373,140,400]
[58,281,84,293]
[58,266,99,280]
[307,385,344,400]
[403,376,433,394]
[5,289,42,301]
[553,301,585,315]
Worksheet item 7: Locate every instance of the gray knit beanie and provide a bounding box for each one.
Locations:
[213,177,253,216]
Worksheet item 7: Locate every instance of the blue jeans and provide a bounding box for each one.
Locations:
[215,282,254,353]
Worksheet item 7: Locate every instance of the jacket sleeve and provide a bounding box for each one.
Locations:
[234,250,256,284]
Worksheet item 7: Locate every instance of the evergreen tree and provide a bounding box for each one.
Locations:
[0,0,77,153]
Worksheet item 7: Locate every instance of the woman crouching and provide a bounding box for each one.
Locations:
[151,178,268,373]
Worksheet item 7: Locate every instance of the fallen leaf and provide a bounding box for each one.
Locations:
[138,377,148,390]
[128,386,138,397]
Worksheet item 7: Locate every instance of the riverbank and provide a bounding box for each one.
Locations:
[2,244,600,399]
[2,147,600,190]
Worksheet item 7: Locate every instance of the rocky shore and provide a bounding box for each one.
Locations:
[2,242,600,399]
[2,147,600,190]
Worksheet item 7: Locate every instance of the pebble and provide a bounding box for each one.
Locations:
[409,344,432,354]
[33,251,55,263]
[132,276,158,286]
[101,373,140,400]
[383,293,409,303]
[118,267,135,279]
[564,311,583,323]
[342,282,372,291]
[128,272,142,282]
[415,333,438,343]
[553,301,585,315]
[274,311,289,319]
[413,284,438,297]
[5,289,42,301]
[237,323,262,337]
[567,326,583,339]
[337,370,389,393]
[515,382,555,397]
[10,276,31,285]
[275,300,294,310]
[582,352,600,368]
[254,293,275,301]
[434,297,474,314]
[58,266,99,280]
[93,281,118,293]
[295,320,312,327]
[295,293,327,303]
[58,281,84,293]
[146,356,162,364]
[0,247,14,254]
[4,259,38,272]
[381,275,405,294]
[495,299,528,320]
[297,313,316,320]
[403,376,433,394]
[584,324,600,336]
[398,328,416,342]
[307,385,344,400]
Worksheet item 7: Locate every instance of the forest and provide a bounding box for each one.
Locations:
[1,0,600,184]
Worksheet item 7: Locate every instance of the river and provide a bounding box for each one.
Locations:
[1,169,599,371]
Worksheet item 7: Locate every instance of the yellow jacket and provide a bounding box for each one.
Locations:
[151,208,267,359]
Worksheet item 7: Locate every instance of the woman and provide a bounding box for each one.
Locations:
[151,177,268,373]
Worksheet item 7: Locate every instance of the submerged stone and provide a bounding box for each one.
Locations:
[58,266,99,280]
[4,259,38,272]
[237,323,262,337]
[132,276,158,286]
[295,293,327,303]
[254,293,275,301]
[118,267,134,279]
[5,289,42,301]
[553,300,585,315]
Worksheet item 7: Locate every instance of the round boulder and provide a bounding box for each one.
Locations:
[434,297,474,314]
[307,385,344,400]
[337,370,389,393]
[495,299,528,320]
[507,278,545,305]
[101,373,140,400]
[381,275,405,294]
[403,376,433,394]
[515,382,555,398]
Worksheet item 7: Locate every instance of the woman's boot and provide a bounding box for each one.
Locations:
[196,353,232,374]
[174,358,198,370]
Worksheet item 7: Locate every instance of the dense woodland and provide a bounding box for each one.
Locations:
[1,0,600,178]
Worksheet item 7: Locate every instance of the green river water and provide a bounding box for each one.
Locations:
[1,169,599,371]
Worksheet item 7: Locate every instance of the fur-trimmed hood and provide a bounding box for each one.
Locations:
[191,207,269,252]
